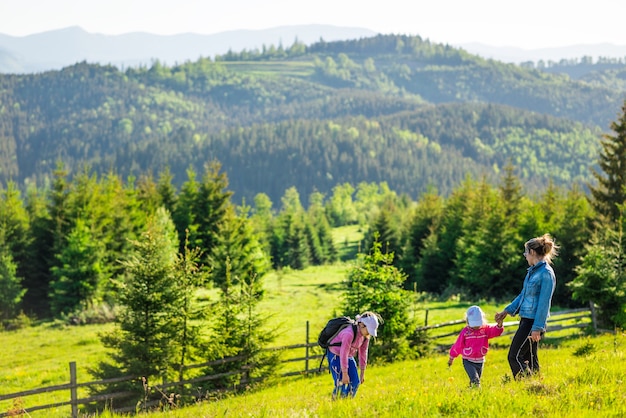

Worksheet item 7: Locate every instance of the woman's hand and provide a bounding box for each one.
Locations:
[494,311,507,324]
[530,330,542,342]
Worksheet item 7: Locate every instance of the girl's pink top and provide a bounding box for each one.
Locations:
[328,325,370,371]
[449,325,503,363]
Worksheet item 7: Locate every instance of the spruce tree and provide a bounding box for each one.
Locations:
[271,187,311,269]
[49,218,106,316]
[173,167,200,251]
[250,193,274,256]
[575,101,626,327]
[174,232,207,382]
[203,257,278,391]
[22,163,70,317]
[399,189,444,289]
[552,186,594,306]
[157,167,178,217]
[570,227,626,328]
[284,214,310,269]
[0,234,25,322]
[0,181,30,286]
[344,234,415,362]
[193,162,233,266]
[588,100,626,225]
[305,191,334,265]
[98,207,182,383]
[454,180,520,298]
[209,205,269,294]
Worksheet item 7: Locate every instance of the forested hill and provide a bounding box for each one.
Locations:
[0,34,622,203]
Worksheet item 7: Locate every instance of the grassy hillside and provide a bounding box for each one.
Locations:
[145,332,625,418]
[0,227,609,417]
[1,249,603,418]
[0,254,507,416]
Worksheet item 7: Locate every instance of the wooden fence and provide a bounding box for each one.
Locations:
[0,307,595,417]
[416,306,596,351]
[0,322,326,418]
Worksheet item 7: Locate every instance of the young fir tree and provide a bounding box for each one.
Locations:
[552,186,594,306]
[344,233,416,362]
[202,257,278,391]
[588,100,626,226]
[575,101,626,327]
[21,162,71,317]
[454,179,521,298]
[156,166,178,217]
[250,192,274,256]
[0,233,26,323]
[135,172,163,215]
[570,225,626,328]
[172,167,200,251]
[209,205,270,293]
[0,181,30,288]
[192,161,233,267]
[49,218,106,317]
[306,191,337,264]
[399,188,444,290]
[284,215,310,269]
[174,231,207,382]
[98,172,144,302]
[97,207,182,387]
[271,187,311,269]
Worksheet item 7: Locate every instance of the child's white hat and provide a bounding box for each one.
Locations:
[360,315,379,337]
[466,305,486,327]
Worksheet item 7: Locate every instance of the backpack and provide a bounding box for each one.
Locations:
[317,316,357,371]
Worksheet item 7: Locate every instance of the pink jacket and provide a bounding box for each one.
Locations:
[328,325,370,371]
[449,325,503,363]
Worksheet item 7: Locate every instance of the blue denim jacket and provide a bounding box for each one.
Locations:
[504,260,556,332]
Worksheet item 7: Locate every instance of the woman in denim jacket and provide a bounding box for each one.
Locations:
[495,234,558,379]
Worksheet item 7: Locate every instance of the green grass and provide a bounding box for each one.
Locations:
[0,322,113,391]
[0,322,114,416]
[222,60,314,77]
[142,332,626,418]
[259,264,351,346]
[0,256,610,417]
[332,224,366,261]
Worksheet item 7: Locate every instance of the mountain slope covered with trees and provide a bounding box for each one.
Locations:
[0,34,623,203]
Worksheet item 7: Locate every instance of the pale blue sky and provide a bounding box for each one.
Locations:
[1,0,625,49]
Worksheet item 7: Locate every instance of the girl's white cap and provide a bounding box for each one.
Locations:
[466,305,486,327]
[360,315,379,337]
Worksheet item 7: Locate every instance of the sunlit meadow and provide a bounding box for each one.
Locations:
[2,226,623,417]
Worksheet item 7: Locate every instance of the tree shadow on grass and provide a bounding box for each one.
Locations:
[317,282,346,291]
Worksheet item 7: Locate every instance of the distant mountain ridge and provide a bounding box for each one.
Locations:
[460,42,626,64]
[2,26,626,74]
[0,25,378,73]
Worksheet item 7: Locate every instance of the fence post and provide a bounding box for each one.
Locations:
[424,309,429,327]
[69,361,77,418]
[305,321,310,373]
[589,301,598,333]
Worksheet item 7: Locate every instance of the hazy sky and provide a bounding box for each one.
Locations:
[1,0,625,49]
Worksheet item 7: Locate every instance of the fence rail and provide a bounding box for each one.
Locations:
[417,306,595,351]
[1,307,594,417]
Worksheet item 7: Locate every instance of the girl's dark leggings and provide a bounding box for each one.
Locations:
[507,317,540,379]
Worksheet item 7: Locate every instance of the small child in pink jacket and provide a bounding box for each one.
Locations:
[448,305,503,387]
